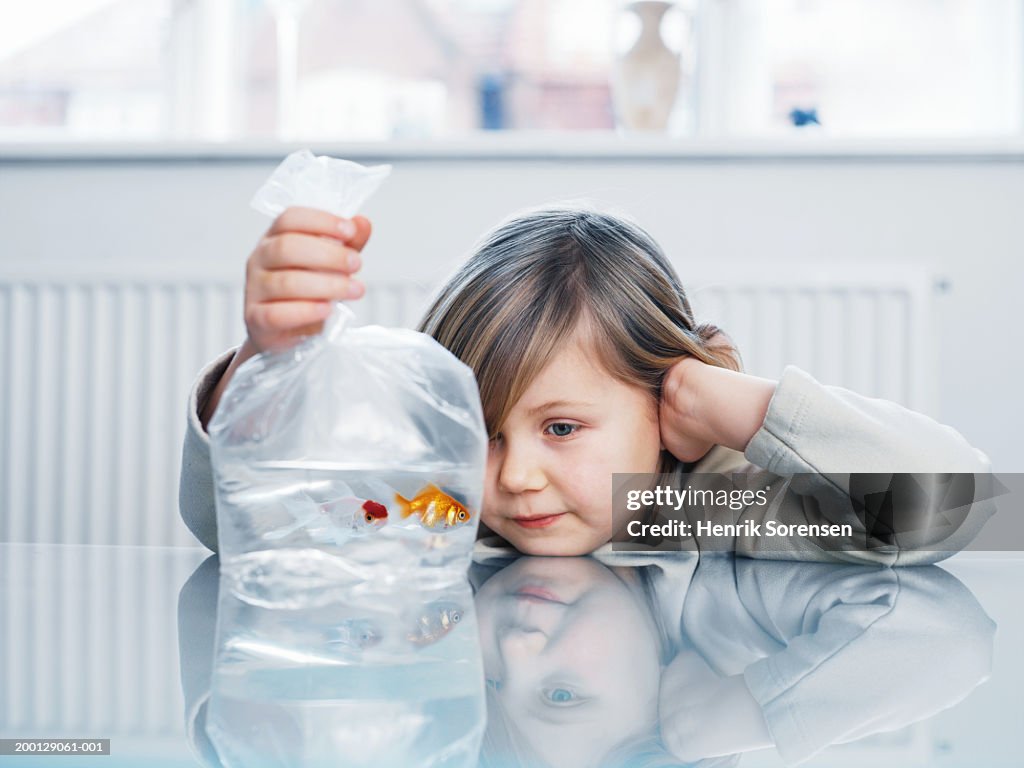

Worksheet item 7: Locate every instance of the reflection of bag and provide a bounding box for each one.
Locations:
[208,151,488,587]
[205,574,486,768]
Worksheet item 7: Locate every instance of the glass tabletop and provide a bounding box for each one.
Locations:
[0,544,1020,767]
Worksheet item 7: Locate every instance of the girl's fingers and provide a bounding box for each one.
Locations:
[253,268,364,302]
[258,232,362,273]
[347,215,372,251]
[245,300,332,334]
[265,208,372,250]
[267,207,354,240]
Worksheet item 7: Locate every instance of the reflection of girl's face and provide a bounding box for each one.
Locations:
[476,558,662,768]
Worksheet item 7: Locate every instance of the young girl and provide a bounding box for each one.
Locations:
[179,204,992,560]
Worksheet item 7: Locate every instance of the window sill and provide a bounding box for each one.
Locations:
[3,134,1024,162]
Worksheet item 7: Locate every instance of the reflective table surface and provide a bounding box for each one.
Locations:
[1,544,1021,767]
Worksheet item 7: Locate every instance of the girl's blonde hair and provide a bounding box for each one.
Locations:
[417,204,740,468]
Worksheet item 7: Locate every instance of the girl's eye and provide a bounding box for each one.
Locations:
[546,423,577,438]
[543,687,579,705]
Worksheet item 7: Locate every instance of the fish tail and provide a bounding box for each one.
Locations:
[395,492,413,519]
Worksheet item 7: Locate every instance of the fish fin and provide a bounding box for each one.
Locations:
[426,483,445,495]
[395,492,413,518]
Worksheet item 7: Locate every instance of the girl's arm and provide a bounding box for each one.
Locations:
[661,357,992,470]
[199,340,259,431]
[664,557,994,765]
[660,360,996,564]
[660,359,776,462]
[180,349,238,552]
[658,649,772,762]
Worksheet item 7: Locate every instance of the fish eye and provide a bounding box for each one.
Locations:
[364,512,373,523]
[451,610,461,623]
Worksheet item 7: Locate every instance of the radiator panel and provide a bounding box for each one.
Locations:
[0,266,934,545]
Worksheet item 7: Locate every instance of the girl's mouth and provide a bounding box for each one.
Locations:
[511,513,565,529]
[514,585,565,603]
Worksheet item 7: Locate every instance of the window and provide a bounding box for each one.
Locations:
[1,0,1021,142]
[703,0,1024,137]
[0,0,172,139]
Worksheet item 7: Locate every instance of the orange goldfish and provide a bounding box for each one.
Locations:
[408,600,463,646]
[395,484,473,529]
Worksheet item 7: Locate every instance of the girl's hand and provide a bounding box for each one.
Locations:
[199,207,371,429]
[659,650,771,761]
[244,206,372,353]
[660,357,777,461]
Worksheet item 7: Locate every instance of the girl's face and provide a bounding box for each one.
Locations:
[476,557,662,767]
[482,334,662,555]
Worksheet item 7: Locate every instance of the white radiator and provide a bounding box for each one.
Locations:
[685,266,937,412]
[0,264,435,546]
[0,544,208,758]
[0,264,935,546]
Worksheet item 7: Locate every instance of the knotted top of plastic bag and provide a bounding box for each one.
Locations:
[250,149,392,219]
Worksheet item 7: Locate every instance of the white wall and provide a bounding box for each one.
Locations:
[1,141,1021,482]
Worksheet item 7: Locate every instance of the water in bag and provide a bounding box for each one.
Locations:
[209,302,489,595]
[206,571,485,768]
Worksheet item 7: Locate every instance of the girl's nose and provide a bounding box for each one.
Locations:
[499,627,547,660]
[496,442,547,494]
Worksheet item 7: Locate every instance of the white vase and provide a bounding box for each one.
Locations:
[611,1,681,132]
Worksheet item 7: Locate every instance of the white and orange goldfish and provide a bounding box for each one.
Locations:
[322,496,389,530]
[328,618,382,650]
[270,491,388,542]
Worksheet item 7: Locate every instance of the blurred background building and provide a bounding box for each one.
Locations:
[1,0,1021,141]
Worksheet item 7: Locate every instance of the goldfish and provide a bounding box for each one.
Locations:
[360,500,389,526]
[313,496,388,531]
[395,484,472,529]
[328,618,382,650]
[408,600,464,647]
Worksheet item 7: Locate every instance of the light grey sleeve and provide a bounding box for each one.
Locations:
[699,366,996,565]
[744,365,992,476]
[178,348,238,552]
[684,557,994,765]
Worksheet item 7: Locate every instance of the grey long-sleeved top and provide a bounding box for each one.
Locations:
[179,349,995,563]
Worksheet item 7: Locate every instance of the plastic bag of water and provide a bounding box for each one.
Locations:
[206,571,485,768]
[208,151,488,592]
